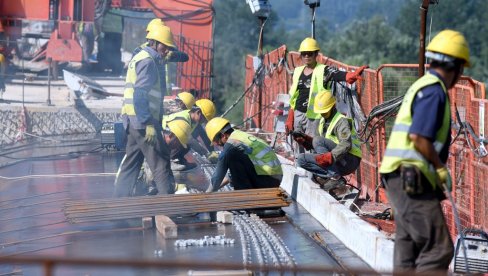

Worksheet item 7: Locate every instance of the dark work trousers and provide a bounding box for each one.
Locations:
[114,125,175,197]
[227,148,282,190]
[296,136,360,178]
[382,171,454,273]
[98,32,123,74]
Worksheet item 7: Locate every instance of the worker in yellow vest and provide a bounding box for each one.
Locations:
[285,37,367,153]
[379,30,470,273]
[114,25,177,197]
[293,91,362,190]
[163,99,216,171]
[164,91,196,115]
[205,117,282,192]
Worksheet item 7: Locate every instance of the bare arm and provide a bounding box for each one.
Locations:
[409,133,443,169]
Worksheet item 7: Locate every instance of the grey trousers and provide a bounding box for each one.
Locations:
[296,136,360,178]
[114,125,175,197]
[382,171,454,273]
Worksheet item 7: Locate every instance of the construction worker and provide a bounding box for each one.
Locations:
[114,25,177,197]
[163,98,216,171]
[205,117,282,192]
[165,91,196,115]
[294,91,362,190]
[286,37,367,149]
[133,18,189,63]
[379,30,470,273]
[97,8,124,74]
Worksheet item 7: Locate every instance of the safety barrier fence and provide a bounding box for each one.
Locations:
[244,45,488,236]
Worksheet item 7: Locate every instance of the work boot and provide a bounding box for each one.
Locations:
[145,182,159,196]
[321,176,347,191]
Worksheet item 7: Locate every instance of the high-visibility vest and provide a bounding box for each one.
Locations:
[121,50,162,123]
[379,73,450,188]
[318,112,362,158]
[227,130,283,176]
[289,64,326,119]
[162,110,196,131]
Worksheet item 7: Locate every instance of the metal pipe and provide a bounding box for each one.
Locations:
[418,0,430,77]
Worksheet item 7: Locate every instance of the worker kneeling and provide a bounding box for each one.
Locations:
[205,117,283,192]
[294,91,362,190]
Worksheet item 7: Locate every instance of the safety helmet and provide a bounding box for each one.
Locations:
[298,37,320,52]
[195,99,216,121]
[0,54,4,64]
[426,29,470,67]
[146,18,166,33]
[167,119,191,148]
[314,91,336,114]
[177,92,196,110]
[146,25,176,48]
[205,117,230,142]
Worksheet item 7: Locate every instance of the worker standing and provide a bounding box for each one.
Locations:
[205,117,282,192]
[0,52,6,100]
[97,8,124,75]
[114,25,177,197]
[294,91,362,190]
[286,37,367,150]
[379,30,470,273]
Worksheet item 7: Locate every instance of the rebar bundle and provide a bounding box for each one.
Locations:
[64,188,290,224]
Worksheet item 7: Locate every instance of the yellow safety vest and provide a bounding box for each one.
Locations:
[318,112,362,158]
[289,64,326,119]
[379,73,450,188]
[121,50,162,122]
[227,130,283,176]
[162,110,196,131]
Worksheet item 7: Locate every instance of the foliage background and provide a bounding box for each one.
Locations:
[212,0,488,123]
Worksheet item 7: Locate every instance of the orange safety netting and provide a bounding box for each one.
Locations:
[244,45,488,237]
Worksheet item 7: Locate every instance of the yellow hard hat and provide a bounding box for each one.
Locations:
[146,18,166,33]
[146,25,176,48]
[195,99,216,121]
[426,29,470,67]
[298,37,320,52]
[167,119,191,148]
[205,117,230,142]
[314,91,336,114]
[177,92,195,110]
[0,53,4,64]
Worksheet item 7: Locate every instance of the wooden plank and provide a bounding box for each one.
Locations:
[155,215,177,238]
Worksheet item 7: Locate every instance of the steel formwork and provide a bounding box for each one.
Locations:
[244,46,488,236]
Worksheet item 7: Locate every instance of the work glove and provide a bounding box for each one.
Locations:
[293,133,314,151]
[145,125,157,145]
[207,151,219,164]
[315,152,334,168]
[346,65,369,84]
[285,108,295,135]
[436,167,452,192]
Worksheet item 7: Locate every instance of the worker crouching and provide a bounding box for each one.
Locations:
[294,91,362,190]
[205,117,283,192]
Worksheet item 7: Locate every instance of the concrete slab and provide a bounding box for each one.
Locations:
[279,156,394,273]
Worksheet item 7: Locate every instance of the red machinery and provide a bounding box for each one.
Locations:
[0,0,214,97]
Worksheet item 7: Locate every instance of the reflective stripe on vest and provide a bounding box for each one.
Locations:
[227,130,283,176]
[379,72,450,188]
[288,64,326,119]
[121,49,162,122]
[319,112,362,158]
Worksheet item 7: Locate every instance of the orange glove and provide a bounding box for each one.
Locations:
[315,152,333,168]
[285,108,294,135]
[293,133,313,150]
[346,65,369,84]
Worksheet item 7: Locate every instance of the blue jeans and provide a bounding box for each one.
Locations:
[296,136,360,178]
